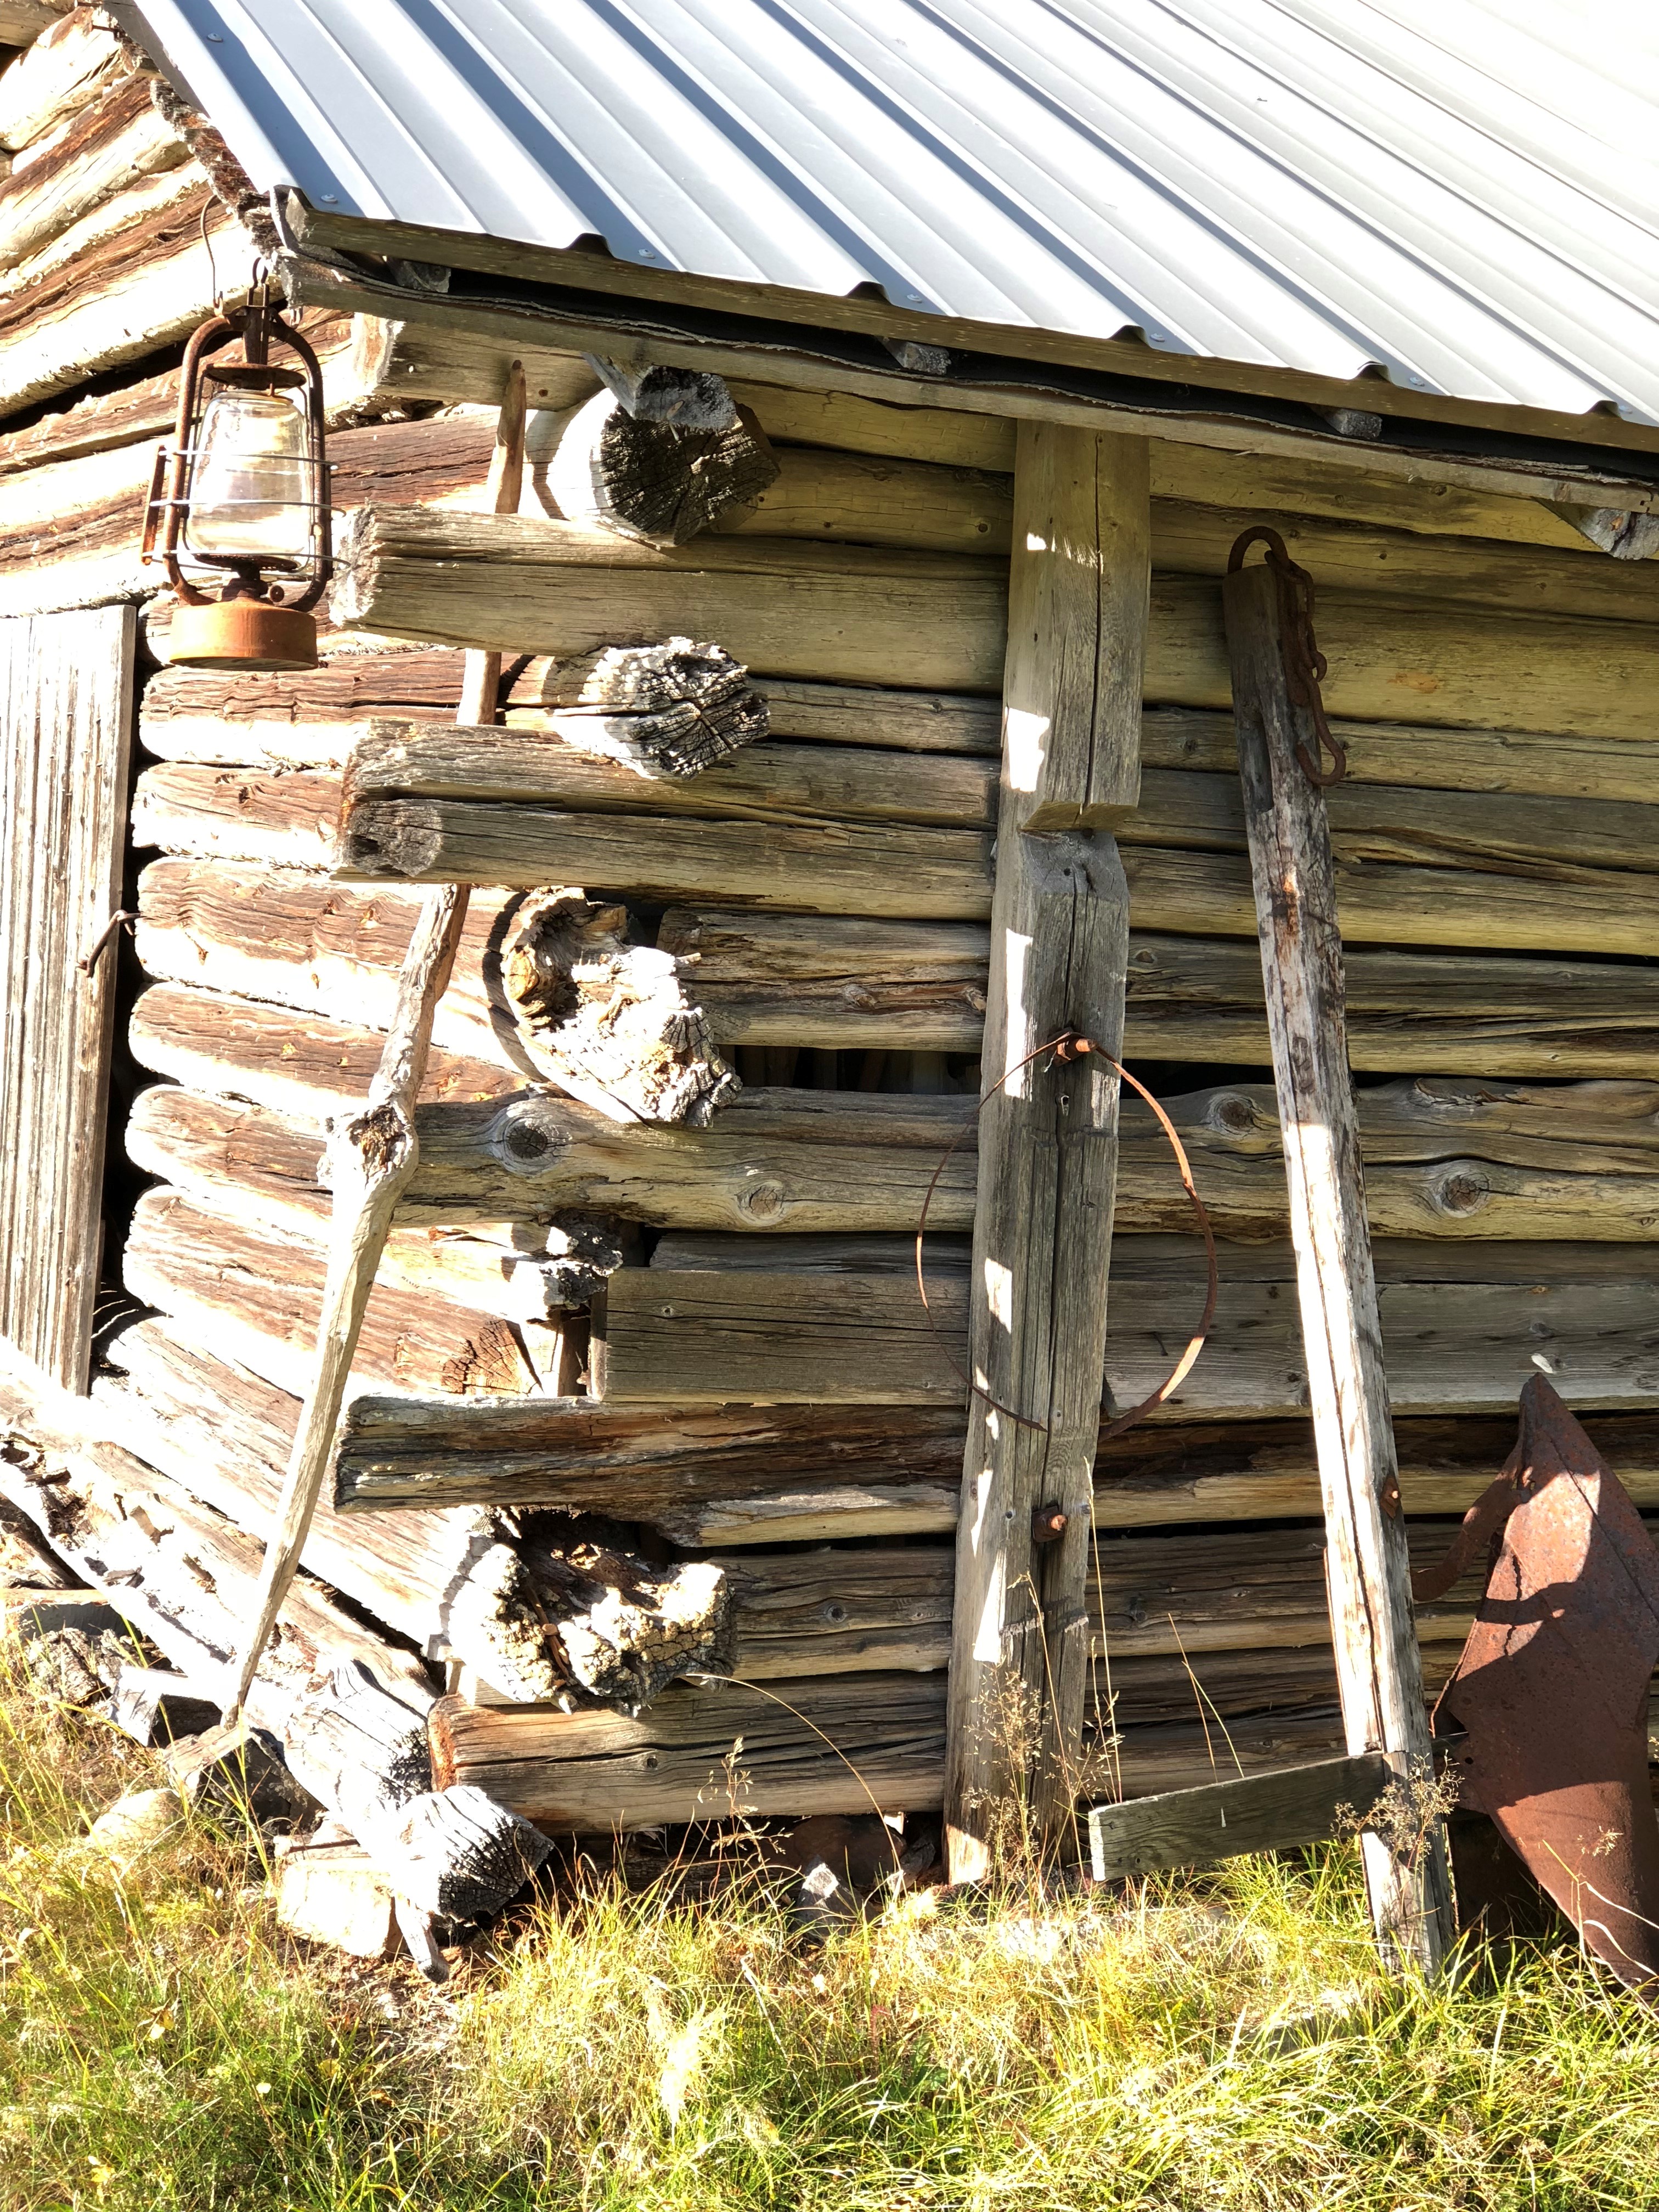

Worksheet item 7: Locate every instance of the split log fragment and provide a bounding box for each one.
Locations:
[0,10,138,151]
[501,888,737,1126]
[448,1531,730,1708]
[541,386,780,544]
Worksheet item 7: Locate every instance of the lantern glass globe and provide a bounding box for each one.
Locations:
[186,385,314,562]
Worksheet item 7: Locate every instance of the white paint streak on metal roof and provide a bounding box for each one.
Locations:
[127,0,1659,422]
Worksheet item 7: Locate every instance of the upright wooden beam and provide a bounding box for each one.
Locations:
[1223,556,1454,1971]
[944,424,1148,1877]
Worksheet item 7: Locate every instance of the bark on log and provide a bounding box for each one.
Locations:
[541,386,780,544]
[122,1186,540,1402]
[501,889,737,1126]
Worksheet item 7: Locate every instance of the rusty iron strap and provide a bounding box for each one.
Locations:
[912,1030,1218,1441]
[1228,525,1347,787]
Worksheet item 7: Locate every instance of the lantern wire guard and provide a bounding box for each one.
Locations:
[142,279,332,669]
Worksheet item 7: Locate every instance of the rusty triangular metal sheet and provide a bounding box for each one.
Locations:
[1430,1375,1659,1993]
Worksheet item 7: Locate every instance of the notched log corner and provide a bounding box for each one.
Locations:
[501,887,739,1127]
[445,1512,732,1711]
[533,639,770,780]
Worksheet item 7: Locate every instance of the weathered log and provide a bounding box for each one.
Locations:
[1238,553,1447,1960]
[515,641,770,778]
[0,9,138,150]
[0,311,359,479]
[123,970,1659,1240]
[593,1235,1659,1417]
[332,505,1009,690]
[337,797,994,916]
[128,982,517,1126]
[0,177,236,420]
[327,333,1648,562]
[0,71,185,260]
[130,850,1633,1087]
[541,385,779,544]
[710,439,1013,555]
[0,5,61,48]
[669,906,1659,1075]
[501,889,737,1126]
[98,1318,955,1686]
[340,723,991,822]
[428,1673,948,1826]
[585,357,738,429]
[122,1187,540,1403]
[138,667,1001,761]
[1,154,204,301]
[331,505,1659,741]
[330,1384,967,1530]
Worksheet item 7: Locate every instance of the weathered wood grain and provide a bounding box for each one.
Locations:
[122,1187,539,1404]
[0,606,134,1387]
[1086,1754,1390,1881]
[593,1237,1659,1418]
[0,72,185,262]
[1226,553,1450,1964]
[428,1674,948,1825]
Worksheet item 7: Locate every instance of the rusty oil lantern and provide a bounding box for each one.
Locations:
[142,281,331,668]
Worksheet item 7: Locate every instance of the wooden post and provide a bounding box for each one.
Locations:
[944,423,1147,1877]
[1223,556,1454,1970]
[225,367,527,1719]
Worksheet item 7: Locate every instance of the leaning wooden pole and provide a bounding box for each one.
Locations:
[944,424,1147,1877]
[1222,545,1454,1971]
[225,364,527,1718]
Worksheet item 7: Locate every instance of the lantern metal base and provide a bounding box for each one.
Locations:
[167,598,318,671]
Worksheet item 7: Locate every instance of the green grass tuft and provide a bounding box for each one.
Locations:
[3,1659,1657,2210]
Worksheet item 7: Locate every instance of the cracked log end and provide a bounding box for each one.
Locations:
[538,637,770,780]
[502,887,739,1126]
[547,386,778,544]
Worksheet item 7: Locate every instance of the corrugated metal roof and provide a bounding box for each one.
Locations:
[127,0,1659,425]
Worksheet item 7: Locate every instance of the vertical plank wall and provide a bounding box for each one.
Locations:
[0,607,136,1389]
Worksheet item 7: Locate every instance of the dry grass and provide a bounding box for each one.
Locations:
[4,1656,1659,2210]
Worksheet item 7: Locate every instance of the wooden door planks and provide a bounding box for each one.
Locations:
[1224,555,1452,1967]
[944,425,1146,1875]
[0,607,135,1389]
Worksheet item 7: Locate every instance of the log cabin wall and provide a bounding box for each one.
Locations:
[4,9,1659,1834]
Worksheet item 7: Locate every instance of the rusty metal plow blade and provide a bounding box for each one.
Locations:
[1413,1375,1659,1994]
